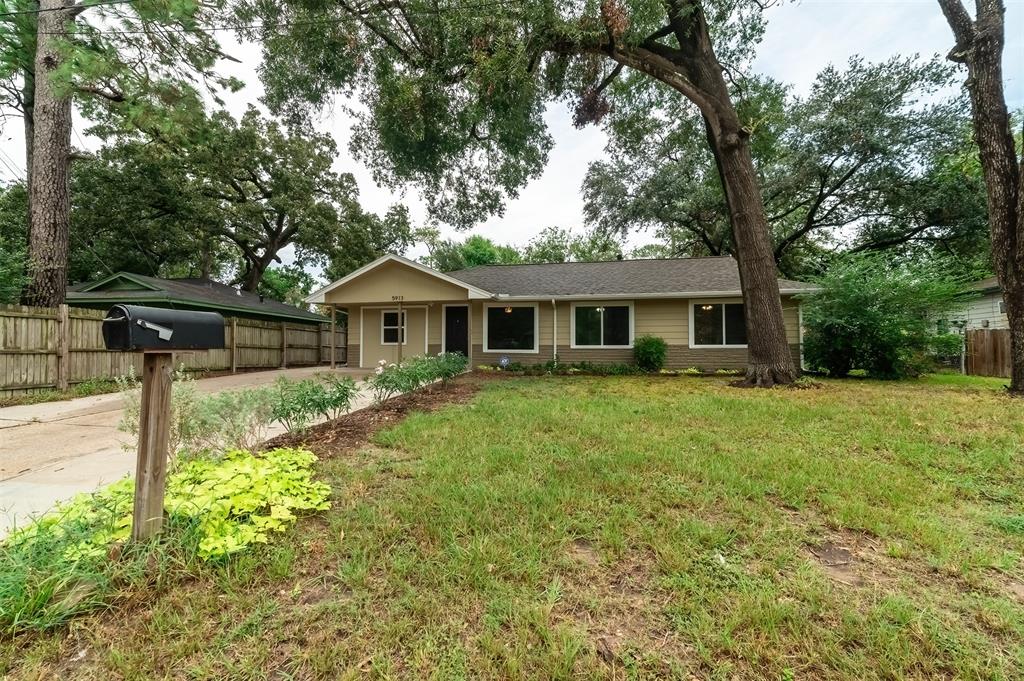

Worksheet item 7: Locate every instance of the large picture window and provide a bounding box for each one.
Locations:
[381,310,406,345]
[485,305,537,352]
[572,304,632,347]
[691,302,747,347]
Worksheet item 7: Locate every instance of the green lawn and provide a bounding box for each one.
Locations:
[4,375,1023,679]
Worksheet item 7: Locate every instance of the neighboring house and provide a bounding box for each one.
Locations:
[952,276,1009,331]
[305,254,816,370]
[68,272,329,328]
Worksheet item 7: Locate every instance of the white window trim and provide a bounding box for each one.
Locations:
[688,298,748,349]
[483,302,540,354]
[569,301,635,349]
[380,309,407,346]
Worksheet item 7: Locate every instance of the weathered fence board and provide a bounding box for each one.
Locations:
[966,329,1011,378]
[0,304,347,396]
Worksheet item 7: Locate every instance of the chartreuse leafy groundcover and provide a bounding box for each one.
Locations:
[1,448,330,634]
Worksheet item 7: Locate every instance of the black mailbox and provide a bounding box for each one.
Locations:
[102,305,225,351]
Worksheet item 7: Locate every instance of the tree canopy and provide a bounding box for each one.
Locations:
[583,56,989,278]
[238,0,768,229]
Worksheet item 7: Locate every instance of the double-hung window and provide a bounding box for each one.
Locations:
[572,304,633,348]
[691,302,747,347]
[381,310,406,345]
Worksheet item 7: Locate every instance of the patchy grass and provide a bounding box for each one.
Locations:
[3,375,1023,679]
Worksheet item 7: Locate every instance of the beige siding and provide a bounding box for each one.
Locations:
[349,295,804,370]
[325,260,470,305]
[356,305,428,367]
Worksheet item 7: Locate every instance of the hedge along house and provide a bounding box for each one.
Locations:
[306,254,816,370]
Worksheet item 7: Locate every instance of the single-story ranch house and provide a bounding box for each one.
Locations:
[306,254,816,371]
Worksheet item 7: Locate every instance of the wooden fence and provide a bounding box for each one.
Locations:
[0,304,347,396]
[966,329,1011,378]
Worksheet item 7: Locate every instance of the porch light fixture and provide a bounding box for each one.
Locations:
[504,306,512,313]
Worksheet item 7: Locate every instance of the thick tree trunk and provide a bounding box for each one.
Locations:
[21,0,72,307]
[713,135,799,386]
[666,3,798,386]
[23,67,34,230]
[939,0,1024,393]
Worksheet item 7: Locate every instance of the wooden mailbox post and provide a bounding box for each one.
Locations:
[102,305,225,541]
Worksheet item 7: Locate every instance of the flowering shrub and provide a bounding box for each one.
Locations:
[1,448,330,633]
[368,353,468,403]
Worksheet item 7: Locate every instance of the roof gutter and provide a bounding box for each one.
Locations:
[489,288,819,301]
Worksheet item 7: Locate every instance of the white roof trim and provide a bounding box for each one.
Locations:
[305,254,494,304]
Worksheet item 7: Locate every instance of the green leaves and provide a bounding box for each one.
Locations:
[368,352,469,403]
[800,253,973,379]
[582,56,983,277]
[1,448,331,633]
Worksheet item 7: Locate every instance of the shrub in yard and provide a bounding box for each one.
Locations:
[271,378,330,432]
[192,386,277,453]
[633,335,668,372]
[0,448,330,634]
[800,254,970,379]
[117,368,216,458]
[367,353,468,403]
[317,372,359,418]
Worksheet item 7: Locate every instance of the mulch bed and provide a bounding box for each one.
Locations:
[264,375,485,458]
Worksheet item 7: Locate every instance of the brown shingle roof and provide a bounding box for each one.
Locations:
[448,257,815,298]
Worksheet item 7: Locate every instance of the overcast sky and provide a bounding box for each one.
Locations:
[0,0,1021,270]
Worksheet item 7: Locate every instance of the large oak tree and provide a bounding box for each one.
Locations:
[583,57,989,279]
[937,0,1024,393]
[242,0,799,385]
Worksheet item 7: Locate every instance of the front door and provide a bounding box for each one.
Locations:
[444,305,469,356]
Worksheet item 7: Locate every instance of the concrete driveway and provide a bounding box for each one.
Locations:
[0,366,370,537]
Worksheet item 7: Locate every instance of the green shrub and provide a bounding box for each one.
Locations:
[117,368,215,459]
[633,335,668,372]
[193,386,277,453]
[318,372,359,418]
[801,254,971,379]
[367,353,468,404]
[0,448,330,634]
[929,333,964,358]
[272,378,328,432]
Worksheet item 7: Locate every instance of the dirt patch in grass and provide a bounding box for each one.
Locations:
[265,375,483,457]
[809,541,863,587]
[555,544,693,675]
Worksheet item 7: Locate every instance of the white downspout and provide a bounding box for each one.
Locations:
[551,299,557,365]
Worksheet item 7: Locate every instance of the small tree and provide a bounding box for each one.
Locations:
[801,254,969,379]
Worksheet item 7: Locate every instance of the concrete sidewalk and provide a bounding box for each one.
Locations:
[0,366,369,537]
